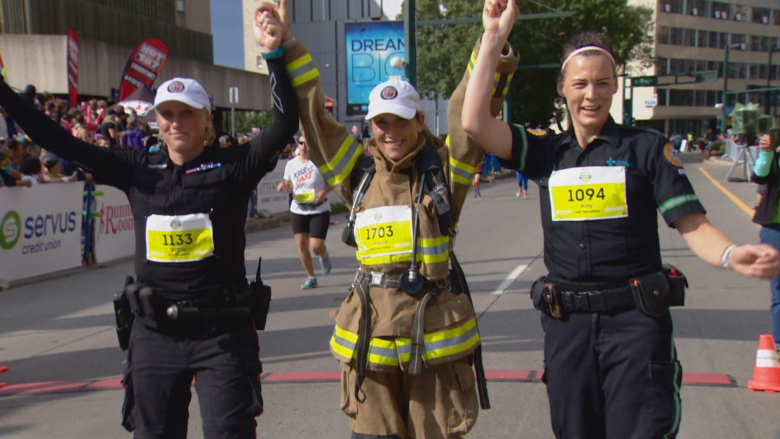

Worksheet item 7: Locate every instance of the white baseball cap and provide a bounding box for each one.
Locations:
[151,78,211,112]
[365,79,422,121]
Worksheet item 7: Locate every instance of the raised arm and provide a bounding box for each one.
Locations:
[277,0,360,206]
[446,37,519,222]
[240,5,299,185]
[461,0,519,161]
[0,77,136,188]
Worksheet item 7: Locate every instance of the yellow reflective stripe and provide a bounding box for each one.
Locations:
[423,318,480,360]
[318,135,364,187]
[449,155,477,186]
[285,53,320,87]
[420,236,449,264]
[331,326,400,366]
[356,253,413,265]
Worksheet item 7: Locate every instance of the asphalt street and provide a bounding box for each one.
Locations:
[1,156,779,438]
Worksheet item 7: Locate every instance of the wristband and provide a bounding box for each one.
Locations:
[282,38,298,50]
[721,244,736,271]
[261,46,285,60]
[63,177,70,183]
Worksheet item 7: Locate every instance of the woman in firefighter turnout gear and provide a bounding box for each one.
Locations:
[265,2,518,437]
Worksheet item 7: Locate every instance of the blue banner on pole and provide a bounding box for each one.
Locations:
[345,21,406,116]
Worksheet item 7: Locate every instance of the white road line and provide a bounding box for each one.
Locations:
[491,264,528,295]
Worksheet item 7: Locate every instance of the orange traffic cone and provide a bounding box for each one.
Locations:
[747,334,780,393]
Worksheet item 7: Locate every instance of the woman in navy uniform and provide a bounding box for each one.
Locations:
[0,6,297,439]
[462,1,780,438]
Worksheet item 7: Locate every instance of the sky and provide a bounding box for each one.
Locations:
[210,0,245,69]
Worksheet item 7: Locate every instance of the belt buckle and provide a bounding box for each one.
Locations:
[370,272,386,288]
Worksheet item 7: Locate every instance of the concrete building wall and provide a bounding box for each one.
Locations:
[0,34,273,112]
[176,0,212,34]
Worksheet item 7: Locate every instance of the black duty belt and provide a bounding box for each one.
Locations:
[546,278,635,312]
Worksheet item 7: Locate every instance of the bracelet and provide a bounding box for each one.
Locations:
[721,244,737,271]
[282,38,298,50]
[261,46,285,60]
[63,177,70,183]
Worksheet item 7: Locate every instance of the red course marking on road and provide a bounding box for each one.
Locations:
[682,373,735,386]
[86,377,124,390]
[263,371,341,382]
[483,370,531,381]
[0,371,739,395]
[0,381,89,395]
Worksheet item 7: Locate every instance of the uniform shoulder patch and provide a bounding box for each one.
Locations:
[662,143,684,168]
[526,128,547,137]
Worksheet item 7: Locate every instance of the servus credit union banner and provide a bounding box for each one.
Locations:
[118,38,169,102]
[0,184,84,283]
[345,21,406,116]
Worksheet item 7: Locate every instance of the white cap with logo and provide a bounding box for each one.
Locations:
[150,78,211,112]
[365,79,422,121]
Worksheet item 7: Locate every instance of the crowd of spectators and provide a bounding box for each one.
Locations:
[0,84,158,188]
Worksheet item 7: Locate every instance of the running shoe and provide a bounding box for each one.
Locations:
[301,277,317,289]
[517,190,521,197]
[320,254,332,275]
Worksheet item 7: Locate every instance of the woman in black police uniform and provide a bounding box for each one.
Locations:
[462,1,780,438]
[0,7,296,439]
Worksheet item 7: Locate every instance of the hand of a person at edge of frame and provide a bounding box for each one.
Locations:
[483,0,519,39]
[758,134,775,153]
[730,243,780,280]
[253,5,283,52]
[315,191,327,204]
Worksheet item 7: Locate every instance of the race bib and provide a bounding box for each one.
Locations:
[294,190,315,204]
[549,166,628,221]
[355,206,413,260]
[145,213,215,263]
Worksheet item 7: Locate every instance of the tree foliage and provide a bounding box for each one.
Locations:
[414,0,654,127]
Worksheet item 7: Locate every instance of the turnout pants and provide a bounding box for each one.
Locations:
[339,358,478,439]
[122,316,263,439]
[541,309,682,439]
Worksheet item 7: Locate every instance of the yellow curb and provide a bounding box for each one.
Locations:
[698,168,755,218]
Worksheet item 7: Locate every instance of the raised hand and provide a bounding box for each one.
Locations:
[483,0,519,39]
[278,0,293,43]
[253,4,283,52]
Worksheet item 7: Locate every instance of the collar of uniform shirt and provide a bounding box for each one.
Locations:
[558,116,620,150]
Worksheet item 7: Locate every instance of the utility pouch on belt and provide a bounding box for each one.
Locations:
[663,264,687,307]
[114,276,135,351]
[630,271,672,318]
[530,277,546,311]
[249,257,272,331]
[530,276,565,319]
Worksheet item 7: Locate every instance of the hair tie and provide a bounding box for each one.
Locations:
[561,46,616,73]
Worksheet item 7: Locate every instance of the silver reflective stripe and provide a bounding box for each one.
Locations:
[658,194,699,214]
[419,239,449,256]
[422,324,478,354]
[450,165,473,183]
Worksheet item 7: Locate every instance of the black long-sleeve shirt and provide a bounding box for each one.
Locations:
[0,59,298,297]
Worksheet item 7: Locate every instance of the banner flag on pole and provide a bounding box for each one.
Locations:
[117,38,169,102]
[67,28,80,108]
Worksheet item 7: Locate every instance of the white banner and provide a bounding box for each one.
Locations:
[0,184,85,283]
[256,160,292,214]
[93,185,135,263]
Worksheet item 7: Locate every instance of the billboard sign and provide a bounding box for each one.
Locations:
[345,21,406,116]
[93,185,135,263]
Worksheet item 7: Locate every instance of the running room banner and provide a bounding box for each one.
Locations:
[93,185,135,263]
[0,184,84,283]
[67,28,79,108]
[256,161,290,214]
[118,38,169,102]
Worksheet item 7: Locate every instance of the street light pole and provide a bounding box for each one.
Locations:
[404,0,417,87]
[722,39,742,134]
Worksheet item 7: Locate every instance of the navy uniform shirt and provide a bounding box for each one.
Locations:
[499,117,705,283]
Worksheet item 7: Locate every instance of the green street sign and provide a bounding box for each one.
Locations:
[695,70,718,82]
[632,76,658,87]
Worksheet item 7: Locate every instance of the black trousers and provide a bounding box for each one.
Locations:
[122,315,263,439]
[541,309,682,439]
